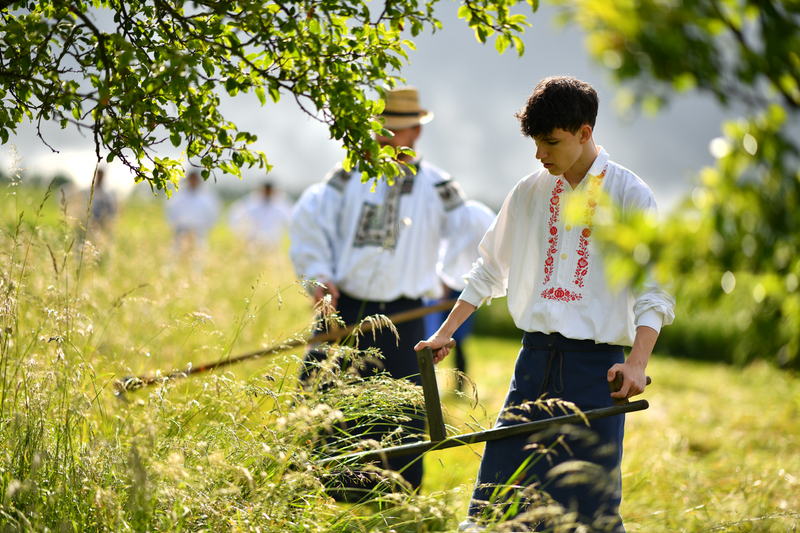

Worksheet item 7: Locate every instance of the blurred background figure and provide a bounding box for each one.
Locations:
[424,199,497,388]
[87,167,117,234]
[166,171,221,260]
[227,180,293,251]
[72,166,118,260]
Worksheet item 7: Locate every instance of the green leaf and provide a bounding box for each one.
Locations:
[512,36,525,55]
[255,86,266,106]
[0,0,534,194]
[495,34,510,55]
[269,86,280,103]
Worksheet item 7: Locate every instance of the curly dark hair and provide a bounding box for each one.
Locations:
[515,76,599,139]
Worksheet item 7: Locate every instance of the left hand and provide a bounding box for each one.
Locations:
[609,325,658,401]
[607,361,648,401]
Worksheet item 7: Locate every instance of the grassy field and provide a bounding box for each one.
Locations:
[0,181,798,531]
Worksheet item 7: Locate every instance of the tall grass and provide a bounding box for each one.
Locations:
[0,170,460,532]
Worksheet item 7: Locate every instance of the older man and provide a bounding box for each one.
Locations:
[290,86,483,495]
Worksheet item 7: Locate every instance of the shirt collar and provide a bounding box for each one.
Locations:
[587,147,610,177]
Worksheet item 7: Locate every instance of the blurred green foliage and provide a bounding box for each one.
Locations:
[550,0,800,368]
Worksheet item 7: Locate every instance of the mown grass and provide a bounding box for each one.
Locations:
[0,178,798,532]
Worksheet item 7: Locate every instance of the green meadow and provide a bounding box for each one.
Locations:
[0,182,798,531]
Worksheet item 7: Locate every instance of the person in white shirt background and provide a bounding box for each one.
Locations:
[290,86,487,497]
[87,167,117,234]
[72,166,118,253]
[228,181,293,252]
[416,76,676,532]
[166,171,221,263]
[424,199,497,388]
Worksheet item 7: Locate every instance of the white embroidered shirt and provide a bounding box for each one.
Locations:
[460,148,676,347]
[290,160,483,302]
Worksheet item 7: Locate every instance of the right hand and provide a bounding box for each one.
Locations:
[313,277,340,308]
[415,334,456,365]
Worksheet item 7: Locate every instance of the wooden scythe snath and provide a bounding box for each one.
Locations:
[317,348,650,466]
[114,298,459,394]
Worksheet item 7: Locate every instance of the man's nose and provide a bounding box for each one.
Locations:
[535,144,547,160]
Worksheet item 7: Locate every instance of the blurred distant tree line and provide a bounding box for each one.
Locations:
[3,0,799,366]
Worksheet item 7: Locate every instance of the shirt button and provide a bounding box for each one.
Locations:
[565,225,572,231]
[561,253,567,260]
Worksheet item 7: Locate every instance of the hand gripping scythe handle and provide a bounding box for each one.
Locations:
[609,371,652,406]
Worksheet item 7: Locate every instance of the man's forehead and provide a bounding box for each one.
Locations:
[534,128,571,141]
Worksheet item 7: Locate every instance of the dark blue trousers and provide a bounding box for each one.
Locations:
[468,332,626,532]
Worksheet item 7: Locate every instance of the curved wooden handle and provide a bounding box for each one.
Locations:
[609,371,651,406]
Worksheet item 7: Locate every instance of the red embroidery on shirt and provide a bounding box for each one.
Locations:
[541,287,582,302]
[572,168,606,288]
[543,179,564,285]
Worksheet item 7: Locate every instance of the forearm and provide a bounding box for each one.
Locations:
[414,299,478,363]
[627,325,659,370]
[436,299,478,339]
[608,325,658,400]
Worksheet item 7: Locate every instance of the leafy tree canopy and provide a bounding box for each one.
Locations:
[1,0,535,193]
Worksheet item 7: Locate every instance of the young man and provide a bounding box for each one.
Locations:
[415,76,675,531]
[290,86,485,494]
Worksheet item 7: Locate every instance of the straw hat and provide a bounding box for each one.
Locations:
[377,86,434,131]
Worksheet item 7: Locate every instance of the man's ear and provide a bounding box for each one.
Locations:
[579,124,593,144]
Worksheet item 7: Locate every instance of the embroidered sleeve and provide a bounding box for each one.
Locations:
[324,165,352,193]
[435,179,466,212]
[461,182,520,307]
[439,200,496,291]
[626,181,676,329]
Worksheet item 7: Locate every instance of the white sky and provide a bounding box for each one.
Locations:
[2,2,738,213]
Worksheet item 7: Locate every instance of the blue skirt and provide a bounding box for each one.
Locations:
[468,332,626,532]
